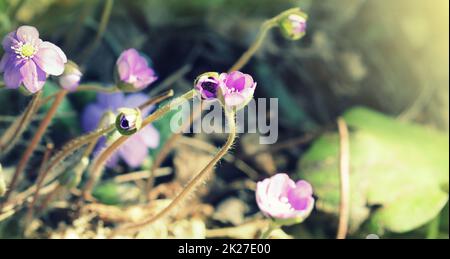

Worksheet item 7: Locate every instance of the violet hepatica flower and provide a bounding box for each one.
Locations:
[82,92,160,168]
[194,72,220,100]
[256,173,314,225]
[116,48,157,91]
[219,71,256,110]
[0,25,67,93]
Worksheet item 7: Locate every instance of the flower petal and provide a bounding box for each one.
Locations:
[2,31,18,52]
[33,46,65,76]
[82,103,105,132]
[243,74,255,89]
[224,92,246,107]
[3,60,24,89]
[119,136,149,168]
[117,57,131,81]
[16,26,40,43]
[39,41,67,63]
[0,53,12,72]
[20,60,46,93]
[267,173,295,199]
[138,124,160,149]
[97,92,125,111]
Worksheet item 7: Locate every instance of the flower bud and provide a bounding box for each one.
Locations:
[194,72,220,100]
[116,48,157,92]
[115,108,142,136]
[0,164,6,197]
[279,12,308,41]
[58,60,82,91]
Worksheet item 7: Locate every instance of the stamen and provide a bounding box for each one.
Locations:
[12,41,37,59]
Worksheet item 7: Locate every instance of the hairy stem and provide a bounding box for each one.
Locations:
[0,91,43,157]
[229,7,302,72]
[1,90,68,210]
[116,110,236,234]
[145,102,203,197]
[76,84,120,93]
[25,143,54,224]
[46,89,172,185]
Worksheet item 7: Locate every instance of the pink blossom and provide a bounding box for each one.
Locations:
[219,71,256,109]
[116,48,157,91]
[256,173,314,222]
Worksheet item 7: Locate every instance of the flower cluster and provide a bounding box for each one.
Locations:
[1,7,314,231]
[195,71,257,110]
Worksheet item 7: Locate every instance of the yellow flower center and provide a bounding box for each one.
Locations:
[20,43,36,58]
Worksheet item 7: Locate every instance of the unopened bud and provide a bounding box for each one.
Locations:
[59,60,82,91]
[279,11,308,41]
[115,108,142,136]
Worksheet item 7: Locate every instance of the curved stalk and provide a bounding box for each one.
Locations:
[76,84,120,93]
[1,90,68,211]
[115,110,237,235]
[44,89,172,187]
[145,102,203,197]
[85,90,196,199]
[0,91,43,157]
[228,7,302,72]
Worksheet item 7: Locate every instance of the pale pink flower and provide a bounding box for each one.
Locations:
[256,173,314,221]
[0,25,67,93]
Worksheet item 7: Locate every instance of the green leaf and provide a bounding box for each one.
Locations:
[298,107,449,233]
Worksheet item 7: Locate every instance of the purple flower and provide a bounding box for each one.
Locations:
[256,173,314,223]
[0,25,67,93]
[194,72,220,100]
[219,71,256,109]
[58,61,82,91]
[82,92,160,168]
[116,48,157,91]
